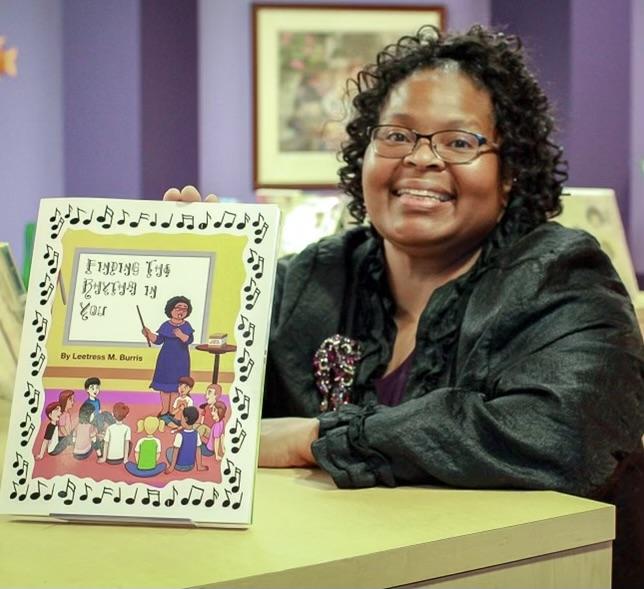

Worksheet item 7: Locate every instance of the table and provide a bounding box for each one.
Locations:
[195,343,237,383]
[0,400,613,588]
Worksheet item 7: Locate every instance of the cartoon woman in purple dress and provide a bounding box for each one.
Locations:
[142,295,194,416]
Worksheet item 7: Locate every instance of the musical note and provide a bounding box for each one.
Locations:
[58,479,77,505]
[242,278,257,294]
[246,249,264,279]
[10,482,27,501]
[49,208,65,238]
[82,208,94,225]
[227,466,242,493]
[176,213,195,229]
[63,203,74,219]
[29,480,47,500]
[79,482,93,501]
[116,209,130,226]
[43,483,55,501]
[223,458,235,476]
[92,486,122,504]
[142,488,160,507]
[16,459,29,485]
[237,349,255,382]
[164,486,179,507]
[236,393,251,421]
[125,488,138,505]
[222,489,243,510]
[11,452,23,468]
[244,287,260,311]
[229,418,247,454]
[44,245,60,275]
[180,485,204,506]
[129,211,157,228]
[96,204,114,229]
[32,311,48,342]
[160,212,174,228]
[198,210,213,230]
[30,343,45,376]
[39,274,54,305]
[237,315,255,346]
[27,387,41,413]
[236,212,250,230]
[252,212,265,229]
[214,210,236,229]
[19,416,35,447]
[204,488,219,508]
[68,206,91,225]
[253,222,269,244]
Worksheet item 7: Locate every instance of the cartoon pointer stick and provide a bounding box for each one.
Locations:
[136,305,151,347]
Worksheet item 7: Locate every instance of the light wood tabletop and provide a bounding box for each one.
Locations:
[0,398,613,589]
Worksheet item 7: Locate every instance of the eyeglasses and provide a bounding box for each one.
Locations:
[369,125,499,164]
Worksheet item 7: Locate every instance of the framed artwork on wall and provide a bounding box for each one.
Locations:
[252,4,445,188]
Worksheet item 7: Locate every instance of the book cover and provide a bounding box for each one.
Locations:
[0,197,280,527]
[0,242,26,401]
[556,187,642,305]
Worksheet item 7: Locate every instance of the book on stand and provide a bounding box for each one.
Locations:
[0,242,26,401]
[0,197,280,527]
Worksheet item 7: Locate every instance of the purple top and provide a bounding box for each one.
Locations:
[149,320,194,392]
[375,352,414,407]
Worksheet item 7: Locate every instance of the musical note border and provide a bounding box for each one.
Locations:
[4,198,278,522]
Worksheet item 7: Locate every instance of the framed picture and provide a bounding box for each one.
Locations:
[253,4,445,188]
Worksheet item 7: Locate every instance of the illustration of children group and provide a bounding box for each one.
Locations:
[36,376,230,479]
[35,294,233,478]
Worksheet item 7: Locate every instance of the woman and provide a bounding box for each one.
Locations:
[142,295,195,416]
[166,26,643,587]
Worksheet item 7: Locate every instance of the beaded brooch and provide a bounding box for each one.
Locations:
[313,334,362,412]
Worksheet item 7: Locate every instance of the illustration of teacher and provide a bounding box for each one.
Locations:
[141,295,195,417]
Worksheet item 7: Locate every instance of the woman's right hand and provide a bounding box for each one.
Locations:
[163,185,219,203]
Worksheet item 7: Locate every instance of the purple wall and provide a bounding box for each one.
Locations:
[630,0,644,275]
[491,0,571,151]
[0,0,64,268]
[568,0,631,221]
[141,0,199,199]
[197,0,492,201]
[63,0,142,199]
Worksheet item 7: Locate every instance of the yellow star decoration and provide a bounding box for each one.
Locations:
[0,36,19,78]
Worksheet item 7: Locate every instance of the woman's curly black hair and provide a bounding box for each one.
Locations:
[338,24,567,238]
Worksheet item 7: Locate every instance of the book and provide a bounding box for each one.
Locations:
[0,197,280,527]
[0,242,26,401]
[555,187,644,311]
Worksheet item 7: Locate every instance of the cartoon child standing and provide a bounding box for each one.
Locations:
[142,296,194,417]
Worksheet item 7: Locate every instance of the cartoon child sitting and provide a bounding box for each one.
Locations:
[50,389,76,455]
[125,416,167,477]
[167,375,194,428]
[73,401,98,459]
[36,402,62,460]
[200,401,226,461]
[99,401,131,465]
[165,406,208,473]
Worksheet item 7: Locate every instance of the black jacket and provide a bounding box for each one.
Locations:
[263,221,644,585]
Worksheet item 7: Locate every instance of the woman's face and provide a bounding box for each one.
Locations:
[170,302,189,321]
[362,66,509,260]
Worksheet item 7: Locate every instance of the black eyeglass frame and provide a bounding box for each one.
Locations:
[368,124,500,164]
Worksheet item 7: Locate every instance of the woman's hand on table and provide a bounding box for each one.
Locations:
[163,185,218,202]
[259,417,320,468]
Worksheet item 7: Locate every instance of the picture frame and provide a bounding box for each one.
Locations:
[252,3,446,188]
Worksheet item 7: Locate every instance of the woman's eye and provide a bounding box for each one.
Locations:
[449,138,473,150]
[386,132,412,143]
